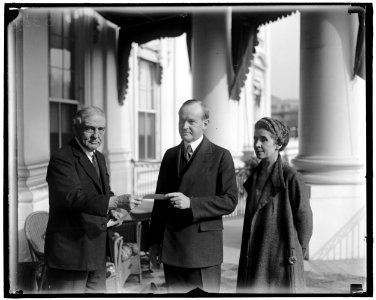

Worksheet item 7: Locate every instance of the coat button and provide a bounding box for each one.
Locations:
[288,256,297,265]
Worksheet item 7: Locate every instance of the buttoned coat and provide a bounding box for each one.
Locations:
[150,136,238,268]
[45,138,113,271]
[237,156,313,293]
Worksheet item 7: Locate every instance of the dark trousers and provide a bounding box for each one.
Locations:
[164,264,221,293]
[46,267,106,293]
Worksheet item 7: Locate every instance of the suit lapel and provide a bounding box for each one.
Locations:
[176,142,184,179]
[71,140,104,193]
[189,136,212,169]
[179,136,212,181]
[96,153,108,193]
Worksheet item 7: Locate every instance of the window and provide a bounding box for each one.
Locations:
[138,59,158,160]
[48,11,80,153]
[50,102,77,153]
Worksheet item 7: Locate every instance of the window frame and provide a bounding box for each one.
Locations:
[136,51,161,162]
[48,10,83,153]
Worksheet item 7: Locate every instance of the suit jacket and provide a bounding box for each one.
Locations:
[150,136,238,268]
[237,155,313,293]
[45,138,114,271]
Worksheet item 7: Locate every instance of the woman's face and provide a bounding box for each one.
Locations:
[253,128,281,161]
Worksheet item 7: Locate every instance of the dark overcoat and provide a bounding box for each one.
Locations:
[236,156,313,293]
[45,138,113,271]
[150,136,238,268]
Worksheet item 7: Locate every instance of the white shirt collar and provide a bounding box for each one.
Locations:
[75,137,95,162]
[184,135,204,153]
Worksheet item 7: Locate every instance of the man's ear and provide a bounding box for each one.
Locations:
[202,119,210,131]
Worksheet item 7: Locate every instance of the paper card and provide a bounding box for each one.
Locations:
[143,194,170,200]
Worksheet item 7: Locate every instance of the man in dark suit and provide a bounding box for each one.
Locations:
[149,99,238,293]
[45,106,142,293]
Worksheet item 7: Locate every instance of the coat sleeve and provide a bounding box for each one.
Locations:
[46,151,110,217]
[149,152,170,245]
[288,172,313,253]
[190,149,238,222]
[97,152,115,197]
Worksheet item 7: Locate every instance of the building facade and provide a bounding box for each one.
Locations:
[8,7,269,267]
[272,96,299,138]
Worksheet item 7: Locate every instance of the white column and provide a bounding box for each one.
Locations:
[191,9,235,150]
[8,13,19,293]
[17,11,50,263]
[293,8,366,262]
[292,7,364,185]
[101,20,133,195]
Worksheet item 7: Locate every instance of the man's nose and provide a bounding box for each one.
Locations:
[92,129,100,137]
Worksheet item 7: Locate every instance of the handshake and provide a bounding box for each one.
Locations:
[108,194,143,212]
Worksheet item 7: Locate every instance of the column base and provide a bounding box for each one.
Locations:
[292,155,365,185]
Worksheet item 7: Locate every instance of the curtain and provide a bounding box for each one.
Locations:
[116,14,190,104]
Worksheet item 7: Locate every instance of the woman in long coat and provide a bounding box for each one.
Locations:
[236,117,313,293]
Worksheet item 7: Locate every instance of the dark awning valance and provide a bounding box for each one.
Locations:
[96,6,295,104]
[349,5,365,80]
[230,9,295,100]
[97,8,191,104]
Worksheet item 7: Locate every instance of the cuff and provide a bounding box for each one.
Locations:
[108,196,118,211]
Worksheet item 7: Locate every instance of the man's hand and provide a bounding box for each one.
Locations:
[165,192,191,209]
[110,209,124,220]
[117,194,142,211]
[149,243,162,269]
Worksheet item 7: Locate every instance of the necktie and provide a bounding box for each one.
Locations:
[185,144,193,162]
[92,153,101,179]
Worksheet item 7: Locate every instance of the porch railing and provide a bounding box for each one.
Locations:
[131,161,249,217]
[132,161,161,196]
[224,168,249,218]
[311,206,366,260]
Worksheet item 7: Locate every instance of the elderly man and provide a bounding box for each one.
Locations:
[149,99,238,293]
[45,106,141,293]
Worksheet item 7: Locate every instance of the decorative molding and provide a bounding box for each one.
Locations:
[292,155,364,171]
[18,162,49,190]
[292,155,365,185]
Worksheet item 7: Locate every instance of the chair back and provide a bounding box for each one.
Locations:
[24,211,49,262]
